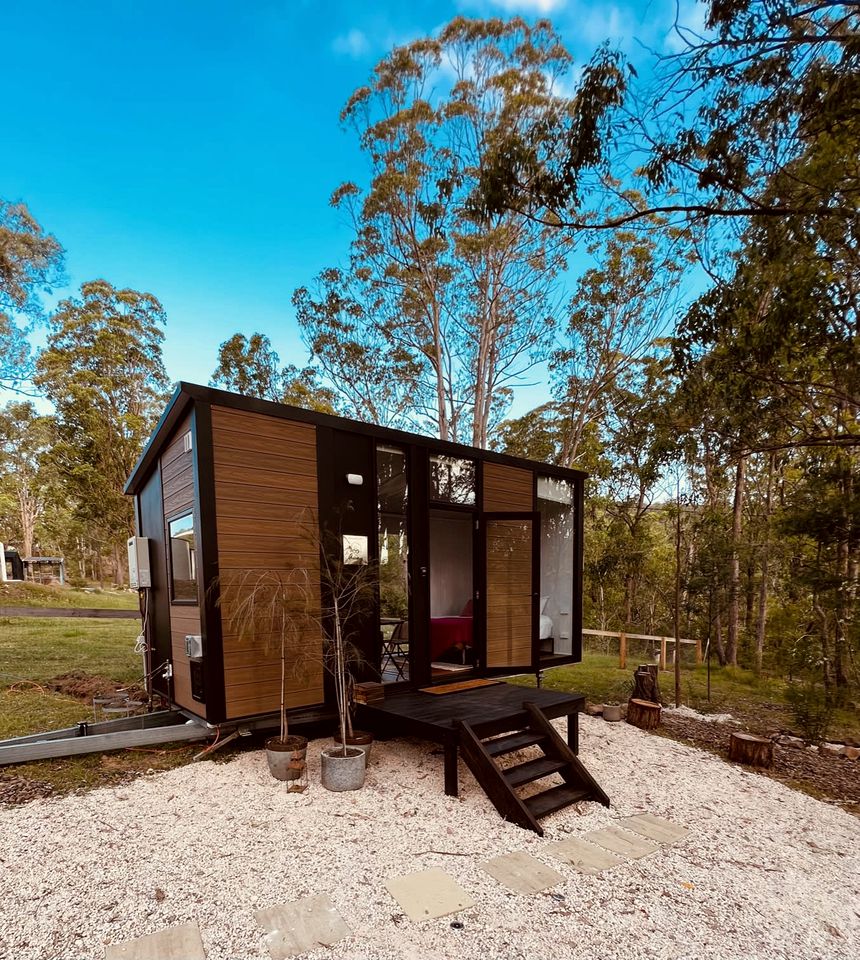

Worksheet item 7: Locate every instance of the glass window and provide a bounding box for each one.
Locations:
[429,455,475,505]
[377,445,409,683]
[537,477,575,657]
[169,513,198,602]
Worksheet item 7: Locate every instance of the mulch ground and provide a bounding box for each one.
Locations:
[656,712,860,815]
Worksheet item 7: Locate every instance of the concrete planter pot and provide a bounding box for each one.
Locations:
[332,729,374,765]
[265,735,308,781]
[603,704,622,722]
[320,746,366,792]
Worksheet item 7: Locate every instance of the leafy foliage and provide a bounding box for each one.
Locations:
[35,280,169,580]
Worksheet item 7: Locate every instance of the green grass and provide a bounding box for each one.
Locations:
[0,581,137,609]
[0,617,141,690]
[0,585,199,800]
[511,653,860,741]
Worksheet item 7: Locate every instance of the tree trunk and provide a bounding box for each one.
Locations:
[727,456,746,667]
[632,664,662,703]
[755,453,774,674]
[713,606,727,666]
[728,732,773,768]
[627,698,662,730]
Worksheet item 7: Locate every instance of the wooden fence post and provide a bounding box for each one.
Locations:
[619,632,627,670]
[660,638,667,672]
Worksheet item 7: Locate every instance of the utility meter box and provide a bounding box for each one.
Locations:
[184,634,204,659]
[127,536,151,588]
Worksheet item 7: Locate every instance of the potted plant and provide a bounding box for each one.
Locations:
[220,569,311,787]
[315,524,377,791]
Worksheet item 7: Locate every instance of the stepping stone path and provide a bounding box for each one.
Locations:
[621,812,690,844]
[545,836,624,874]
[585,824,661,859]
[480,850,564,894]
[105,814,690,956]
[384,866,475,922]
[255,894,352,960]
[105,922,206,960]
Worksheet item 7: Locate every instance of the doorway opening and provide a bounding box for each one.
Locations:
[428,509,475,680]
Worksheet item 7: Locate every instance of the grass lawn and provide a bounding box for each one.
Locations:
[0,581,138,610]
[0,583,198,800]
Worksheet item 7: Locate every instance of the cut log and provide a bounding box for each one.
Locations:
[728,732,773,768]
[626,698,661,730]
[632,664,662,704]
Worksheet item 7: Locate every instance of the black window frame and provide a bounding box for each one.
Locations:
[166,509,199,606]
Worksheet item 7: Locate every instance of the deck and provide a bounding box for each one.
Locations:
[358,682,585,797]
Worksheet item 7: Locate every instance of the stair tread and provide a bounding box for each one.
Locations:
[503,756,567,787]
[484,731,546,757]
[524,783,590,819]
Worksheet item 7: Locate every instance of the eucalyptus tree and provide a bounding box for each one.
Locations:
[550,214,688,468]
[0,401,55,557]
[299,17,572,446]
[35,280,169,581]
[471,2,858,236]
[211,331,339,414]
[0,199,64,390]
[293,268,422,428]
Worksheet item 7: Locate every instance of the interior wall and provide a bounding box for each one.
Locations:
[429,513,473,617]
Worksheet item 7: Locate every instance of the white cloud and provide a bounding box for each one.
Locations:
[332,28,371,59]
[459,0,568,13]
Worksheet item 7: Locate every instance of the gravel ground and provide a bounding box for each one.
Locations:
[1,717,858,960]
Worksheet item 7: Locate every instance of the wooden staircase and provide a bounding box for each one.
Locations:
[457,701,609,835]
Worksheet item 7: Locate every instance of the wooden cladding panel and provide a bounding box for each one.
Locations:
[160,411,201,713]
[211,405,324,718]
[485,517,534,667]
[483,463,534,512]
[168,607,201,713]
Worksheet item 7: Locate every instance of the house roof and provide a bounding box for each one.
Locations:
[124,382,588,495]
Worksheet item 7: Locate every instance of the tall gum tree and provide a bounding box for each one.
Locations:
[0,199,64,391]
[35,280,169,582]
[299,17,573,445]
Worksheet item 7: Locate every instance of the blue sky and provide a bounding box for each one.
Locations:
[2,0,703,412]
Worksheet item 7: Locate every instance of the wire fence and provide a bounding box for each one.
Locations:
[582,629,701,670]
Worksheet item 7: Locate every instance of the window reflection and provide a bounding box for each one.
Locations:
[169,512,197,602]
[429,455,475,505]
[378,446,409,682]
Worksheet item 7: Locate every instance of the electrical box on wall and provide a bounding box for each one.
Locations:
[127,536,151,588]
[184,634,203,659]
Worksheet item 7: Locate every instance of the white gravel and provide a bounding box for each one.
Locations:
[663,705,738,724]
[1,717,858,960]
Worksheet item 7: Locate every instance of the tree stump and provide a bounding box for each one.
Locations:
[632,664,662,704]
[626,698,662,730]
[728,732,774,768]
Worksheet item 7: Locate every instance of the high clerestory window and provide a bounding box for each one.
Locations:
[429,455,475,505]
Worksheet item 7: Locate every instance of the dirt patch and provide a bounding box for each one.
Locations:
[657,712,860,814]
[45,671,146,703]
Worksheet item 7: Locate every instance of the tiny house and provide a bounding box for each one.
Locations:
[125,383,587,726]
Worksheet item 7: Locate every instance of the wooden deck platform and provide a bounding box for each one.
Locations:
[358,682,584,798]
